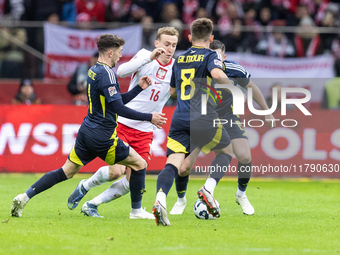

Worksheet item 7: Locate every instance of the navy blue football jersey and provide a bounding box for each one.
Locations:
[82,62,122,138]
[215,60,251,118]
[170,46,224,129]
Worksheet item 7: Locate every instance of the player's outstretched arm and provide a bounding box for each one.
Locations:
[117,48,165,78]
[246,79,276,128]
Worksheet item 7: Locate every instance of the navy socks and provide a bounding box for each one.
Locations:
[156,163,178,195]
[210,153,232,184]
[238,161,252,192]
[130,168,146,209]
[26,168,67,199]
[175,175,189,198]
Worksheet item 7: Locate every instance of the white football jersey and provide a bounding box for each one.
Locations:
[117,49,173,132]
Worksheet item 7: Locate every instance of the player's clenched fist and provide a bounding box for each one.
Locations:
[151,112,167,128]
[150,48,166,60]
[138,76,153,89]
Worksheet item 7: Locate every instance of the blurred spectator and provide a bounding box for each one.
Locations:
[67,52,98,105]
[161,2,179,23]
[256,20,296,58]
[320,9,337,52]
[331,33,340,59]
[243,8,261,52]
[128,3,146,22]
[288,4,310,26]
[3,0,25,20]
[300,0,329,25]
[76,0,105,22]
[21,0,61,78]
[11,78,41,105]
[105,0,131,22]
[221,18,244,52]
[61,0,77,22]
[294,16,323,57]
[0,28,26,78]
[321,58,340,109]
[141,15,154,50]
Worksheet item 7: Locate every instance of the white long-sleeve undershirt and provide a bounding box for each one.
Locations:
[117,49,153,78]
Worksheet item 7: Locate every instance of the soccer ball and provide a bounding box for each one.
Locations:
[193,199,220,220]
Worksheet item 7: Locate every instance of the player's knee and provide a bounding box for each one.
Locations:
[179,165,190,176]
[135,158,147,170]
[109,169,123,180]
[237,153,252,164]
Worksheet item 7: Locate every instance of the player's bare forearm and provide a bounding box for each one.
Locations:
[246,80,269,111]
[246,80,276,128]
[170,87,177,98]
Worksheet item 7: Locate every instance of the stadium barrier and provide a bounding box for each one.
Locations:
[0,105,339,178]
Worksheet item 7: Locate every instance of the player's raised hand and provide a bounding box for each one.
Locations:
[151,113,167,128]
[265,114,277,128]
[138,76,153,89]
[150,48,166,60]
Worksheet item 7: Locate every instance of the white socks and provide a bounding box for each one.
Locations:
[177,197,187,204]
[204,178,217,195]
[89,175,130,206]
[83,166,111,191]
[236,188,246,198]
[155,191,167,208]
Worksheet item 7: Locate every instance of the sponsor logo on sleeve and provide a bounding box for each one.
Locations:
[214,59,222,67]
[109,86,117,96]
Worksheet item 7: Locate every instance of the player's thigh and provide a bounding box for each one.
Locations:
[231,138,252,164]
[116,146,146,171]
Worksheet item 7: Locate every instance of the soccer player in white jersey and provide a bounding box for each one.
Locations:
[67,27,179,219]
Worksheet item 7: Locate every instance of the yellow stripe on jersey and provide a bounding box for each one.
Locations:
[110,127,117,140]
[201,122,223,154]
[88,83,92,114]
[105,136,119,165]
[69,146,84,166]
[100,95,106,118]
[167,137,188,154]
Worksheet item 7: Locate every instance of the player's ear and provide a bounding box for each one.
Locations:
[223,54,227,61]
[188,34,192,42]
[154,40,158,48]
[209,35,214,43]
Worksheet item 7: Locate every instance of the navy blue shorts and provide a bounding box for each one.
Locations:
[223,115,248,140]
[166,119,231,156]
[68,126,130,166]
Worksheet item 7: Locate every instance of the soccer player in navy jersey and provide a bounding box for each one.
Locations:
[152,18,235,226]
[170,39,276,216]
[10,34,167,218]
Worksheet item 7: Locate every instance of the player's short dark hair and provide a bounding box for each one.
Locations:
[190,18,213,42]
[210,40,225,54]
[97,34,125,53]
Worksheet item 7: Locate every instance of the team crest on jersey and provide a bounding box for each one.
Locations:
[108,86,117,96]
[156,67,167,80]
[214,59,222,67]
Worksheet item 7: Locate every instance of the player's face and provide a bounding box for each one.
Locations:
[155,34,178,64]
[111,46,123,67]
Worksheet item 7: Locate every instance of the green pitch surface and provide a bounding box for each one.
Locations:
[0,174,339,255]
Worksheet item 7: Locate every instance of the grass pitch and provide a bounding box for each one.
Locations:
[0,174,339,255]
